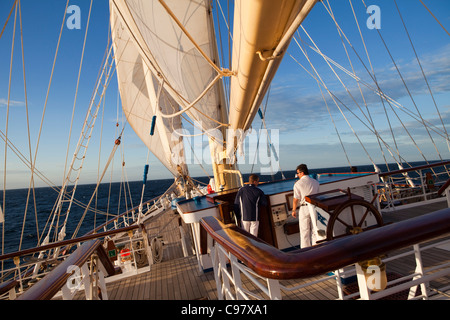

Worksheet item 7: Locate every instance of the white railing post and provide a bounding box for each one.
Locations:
[229,255,245,300]
[217,245,232,299]
[210,244,224,300]
[267,278,282,300]
[334,269,345,300]
[410,244,428,300]
[419,169,427,201]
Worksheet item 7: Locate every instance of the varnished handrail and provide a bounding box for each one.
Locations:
[17,240,103,300]
[201,208,450,280]
[438,177,450,195]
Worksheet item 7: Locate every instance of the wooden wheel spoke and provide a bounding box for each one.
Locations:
[327,199,383,240]
[350,205,357,227]
[335,217,351,229]
[357,206,371,227]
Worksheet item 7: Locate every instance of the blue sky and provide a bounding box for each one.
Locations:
[1,0,450,189]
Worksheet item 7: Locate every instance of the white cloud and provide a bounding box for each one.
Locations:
[0,98,25,107]
[264,43,450,134]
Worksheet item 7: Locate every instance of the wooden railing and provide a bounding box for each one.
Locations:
[0,225,140,263]
[0,183,178,300]
[17,240,112,300]
[0,224,149,300]
[201,208,450,299]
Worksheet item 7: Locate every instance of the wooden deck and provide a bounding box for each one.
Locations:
[68,200,450,300]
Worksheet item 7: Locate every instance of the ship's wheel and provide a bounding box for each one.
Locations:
[326,199,383,240]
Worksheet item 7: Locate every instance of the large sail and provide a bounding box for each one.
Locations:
[110,0,228,136]
[111,5,188,177]
[228,0,318,132]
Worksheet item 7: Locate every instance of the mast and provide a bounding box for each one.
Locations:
[207,0,240,192]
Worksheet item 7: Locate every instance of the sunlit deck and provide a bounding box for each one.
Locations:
[67,200,450,300]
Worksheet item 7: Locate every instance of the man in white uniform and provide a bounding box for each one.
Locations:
[291,164,319,248]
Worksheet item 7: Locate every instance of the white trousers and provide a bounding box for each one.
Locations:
[299,206,316,248]
[242,220,259,237]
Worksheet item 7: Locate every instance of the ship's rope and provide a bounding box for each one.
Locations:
[291,36,416,172]
[419,0,450,37]
[250,87,286,180]
[214,0,233,104]
[156,73,224,119]
[157,0,232,78]
[322,0,399,169]
[62,0,94,198]
[295,0,447,174]
[290,44,352,170]
[327,0,391,171]
[111,0,231,128]
[293,36,450,142]
[298,25,378,168]
[394,0,450,154]
[347,0,395,171]
[72,137,123,239]
[32,0,69,184]
[294,28,425,173]
[296,28,420,174]
[360,0,444,164]
[28,0,70,245]
[0,131,112,219]
[1,0,18,261]
[17,0,40,251]
[0,0,17,40]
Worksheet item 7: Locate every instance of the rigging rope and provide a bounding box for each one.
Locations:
[17,0,40,251]
[418,0,450,37]
[290,43,352,169]
[394,0,450,153]
[299,25,378,168]
[326,0,391,170]
[112,0,231,127]
[72,137,123,239]
[2,0,18,260]
[62,0,94,192]
[348,0,395,171]
[0,0,17,40]
[292,33,420,171]
[360,0,443,163]
[157,0,232,77]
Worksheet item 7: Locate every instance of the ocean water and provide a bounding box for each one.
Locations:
[0,161,442,258]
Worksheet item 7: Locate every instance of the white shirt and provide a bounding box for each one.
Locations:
[293,175,319,204]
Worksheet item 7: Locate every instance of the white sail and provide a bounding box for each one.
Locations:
[110,0,228,135]
[111,4,188,177]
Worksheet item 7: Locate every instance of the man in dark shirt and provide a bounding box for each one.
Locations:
[234,174,267,237]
